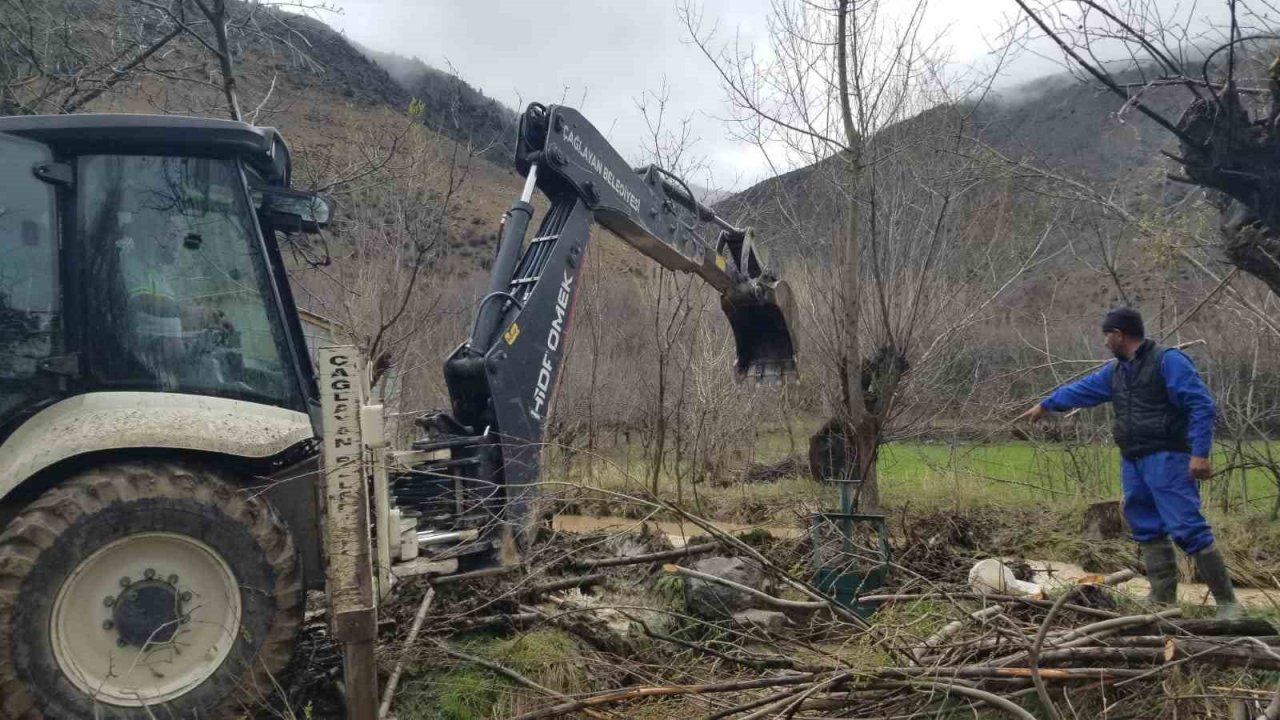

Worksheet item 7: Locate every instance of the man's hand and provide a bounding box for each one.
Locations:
[1190,456,1212,480]
[1019,404,1048,424]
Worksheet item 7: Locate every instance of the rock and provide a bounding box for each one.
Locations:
[1082,500,1127,541]
[684,556,770,618]
[732,609,790,632]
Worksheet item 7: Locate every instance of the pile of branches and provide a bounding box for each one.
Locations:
[475,568,1280,719]
[320,503,1280,719]
[839,575,1280,719]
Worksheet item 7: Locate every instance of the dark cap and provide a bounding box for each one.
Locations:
[1102,307,1144,338]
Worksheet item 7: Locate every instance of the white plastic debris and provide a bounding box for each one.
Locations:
[968,558,1045,598]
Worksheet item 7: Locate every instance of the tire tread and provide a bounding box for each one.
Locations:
[0,461,302,719]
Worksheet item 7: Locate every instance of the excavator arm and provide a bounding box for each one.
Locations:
[393,103,797,560]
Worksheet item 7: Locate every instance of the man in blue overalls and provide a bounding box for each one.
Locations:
[1021,307,1240,618]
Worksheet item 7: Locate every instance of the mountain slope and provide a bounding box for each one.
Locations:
[712,67,1210,281]
[353,44,519,164]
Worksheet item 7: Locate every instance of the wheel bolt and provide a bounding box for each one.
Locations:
[144,568,156,579]
[119,576,131,587]
[103,597,115,608]
[102,620,114,631]
[167,574,179,584]
[181,591,192,601]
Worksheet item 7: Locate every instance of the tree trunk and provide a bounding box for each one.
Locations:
[854,429,880,510]
[811,0,884,510]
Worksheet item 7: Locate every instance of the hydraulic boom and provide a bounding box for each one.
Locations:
[394,102,798,562]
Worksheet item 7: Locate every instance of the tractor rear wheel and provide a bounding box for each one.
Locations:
[0,461,302,719]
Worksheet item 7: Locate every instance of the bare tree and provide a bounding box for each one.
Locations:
[632,83,709,495]
[682,0,1044,508]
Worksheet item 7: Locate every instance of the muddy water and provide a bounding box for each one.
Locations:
[552,514,805,548]
[1027,559,1279,610]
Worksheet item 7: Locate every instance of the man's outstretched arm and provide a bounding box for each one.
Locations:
[1021,363,1115,422]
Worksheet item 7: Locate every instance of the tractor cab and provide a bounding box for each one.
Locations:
[0,114,339,719]
[0,115,328,441]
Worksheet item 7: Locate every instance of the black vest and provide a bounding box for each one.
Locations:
[1110,340,1190,459]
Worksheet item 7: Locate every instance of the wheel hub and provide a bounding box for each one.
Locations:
[111,579,182,646]
[50,532,242,707]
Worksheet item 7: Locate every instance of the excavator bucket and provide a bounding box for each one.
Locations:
[722,279,799,383]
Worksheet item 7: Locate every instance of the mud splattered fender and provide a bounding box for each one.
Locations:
[0,392,313,500]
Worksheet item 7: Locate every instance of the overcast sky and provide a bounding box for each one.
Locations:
[323,1,1102,190]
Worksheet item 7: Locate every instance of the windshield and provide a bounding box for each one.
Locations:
[0,134,59,423]
[77,154,303,409]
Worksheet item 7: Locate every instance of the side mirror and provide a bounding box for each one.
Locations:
[255,188,332,234]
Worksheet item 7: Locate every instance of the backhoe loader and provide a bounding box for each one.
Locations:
[0,102,796,718]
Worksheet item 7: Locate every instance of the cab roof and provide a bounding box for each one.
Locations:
[0,113,291,185]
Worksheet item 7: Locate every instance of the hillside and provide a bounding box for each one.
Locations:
[352,44,519,164]
[710,69,1218,327]
[978,72,1189,184]
[718,70,1194,249]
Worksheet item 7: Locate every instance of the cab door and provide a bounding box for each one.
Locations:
[0,133,61,435]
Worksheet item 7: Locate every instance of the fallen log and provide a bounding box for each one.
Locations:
[663,563,830,612]
[989,608,1182,668]
[1118,616,1277,637]
[445,611,542,634]
[505,673,820,720]
[880,664,1150,681]
[1053,608,1184,646]
[1034,646,1165,667]
[1104,635,1280,649]
[1165,637,1280,671]
[577,541,721,569]
[858,592,1120,620]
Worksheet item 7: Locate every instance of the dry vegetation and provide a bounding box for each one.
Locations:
[5,1,1280,718]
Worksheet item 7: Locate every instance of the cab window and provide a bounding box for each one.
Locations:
[76,155,302,409]
[0,134,59,422]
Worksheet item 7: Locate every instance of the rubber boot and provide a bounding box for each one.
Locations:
[1140,540,1178,606]
[1192,543,1242,620]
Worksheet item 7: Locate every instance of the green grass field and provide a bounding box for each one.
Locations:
[877,441,1278,510]
[559,427,1279,522]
